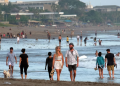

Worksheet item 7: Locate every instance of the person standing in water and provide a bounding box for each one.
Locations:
[66,36,69,45]
[0,36,1,44]
[105,49,116,78]
[96,52,104,78]
[80,31,82,43]
[65,43,79,81]
[94,37,97,46]
[95,50,98,57]
[58,35,62,46]
[17,34,20,44]
[6,47,17,76]
[47,32,51,43]
[52,46,64,81]
[77,35,80,45]
[19,49,29,79]
[84,37,87,46]
[95,30,97,36]
[99,39,102,46]
[45,52,53,80]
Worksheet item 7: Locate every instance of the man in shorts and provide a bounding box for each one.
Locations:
[105,49,116,78]
[6,47,17,76]
[58,35,62,46]
[65,43,79,81]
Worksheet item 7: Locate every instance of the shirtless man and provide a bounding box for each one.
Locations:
[95,50,98,57]
[47,32,51,43]
[58,35,62,46]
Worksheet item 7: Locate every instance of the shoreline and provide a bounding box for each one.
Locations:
[0,26,119,39]
[0,78,120,86]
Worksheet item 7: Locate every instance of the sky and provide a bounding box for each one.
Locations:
[9,0,120,7]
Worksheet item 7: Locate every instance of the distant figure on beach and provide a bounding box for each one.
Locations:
[116,52,120,56]
[6,47,17,76]
[95,31,97,36]
[84,37,87,46]
[105,49,116,78]
[94,37,97,46]
[30,31,31,35]
[45,52,53,80]
[47,32,51,43]
[65,43,79,81]
[58,35,62,46]
[95,50,98,57]
[77,35,80,45]
[117,33,120,38]
[99,39,102,46]
[52,46,64,81]
[17,35,20,44]
[0,36,1,44]
[96,52,104,78]
[66,36,69,45]
[80,31,82,42]
[71,31,74,39]
[19,49,29,79]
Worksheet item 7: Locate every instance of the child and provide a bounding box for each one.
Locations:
[96,52,104,78]
[45,52,53,80]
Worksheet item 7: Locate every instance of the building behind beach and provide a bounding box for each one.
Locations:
[0,0,9,5]
[94,5,120,12]
[11,0,59,11]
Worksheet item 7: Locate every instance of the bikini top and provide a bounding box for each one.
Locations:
[55,55,62,60]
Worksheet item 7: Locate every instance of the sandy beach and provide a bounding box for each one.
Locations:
[0,25,120,39]
[0,78,119,86]
[0,78,120,86]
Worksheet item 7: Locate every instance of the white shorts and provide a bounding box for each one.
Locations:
[54,61,62,69]
[8,62,14,66]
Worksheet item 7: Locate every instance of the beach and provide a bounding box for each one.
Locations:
[0,78,120,86]
[0,26,120,85]
[0,25,120,39]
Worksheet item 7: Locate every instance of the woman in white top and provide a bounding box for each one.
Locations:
[52,46,64,81]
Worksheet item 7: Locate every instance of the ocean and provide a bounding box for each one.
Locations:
[0,30,120,83]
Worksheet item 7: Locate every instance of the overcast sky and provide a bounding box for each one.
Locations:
[9,0,120,7]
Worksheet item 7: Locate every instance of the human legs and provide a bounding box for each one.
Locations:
[73,70,76,81]
[48,67,52,80]
[20,65,23,79]
[101,69,104,78]
[24,66,28,79]
[9,65,14,75]
[99,68,101,78]
[109,71,111,78]
[70,71,73,81]
[56,69,60,81]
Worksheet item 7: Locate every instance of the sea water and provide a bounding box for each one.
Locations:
[0,30,120,83]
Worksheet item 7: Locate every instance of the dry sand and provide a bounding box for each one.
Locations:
[0,25,119,39]
[0,78,119,86]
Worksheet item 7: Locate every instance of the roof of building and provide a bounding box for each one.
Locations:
[94,5,120,9]
[12,0,59,4]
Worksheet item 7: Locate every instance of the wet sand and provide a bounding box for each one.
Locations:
[0,78,120,86]
[0,25,120,39]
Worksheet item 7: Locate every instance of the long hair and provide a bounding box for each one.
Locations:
[55,46,62,57]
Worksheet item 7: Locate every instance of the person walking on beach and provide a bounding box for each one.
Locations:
[96,52,104,78]
[47,32,51,43]
[58,35,62,46]
[6,47,17,76]
[105,49,116,78]
[66,36,69,45]
[45,52,53,80]
[52,46,64,81]
[30,31,32,35]
[94,37,97,46]
[65,43,79,81]
[95,30,97,36]
[19,49,29,79]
